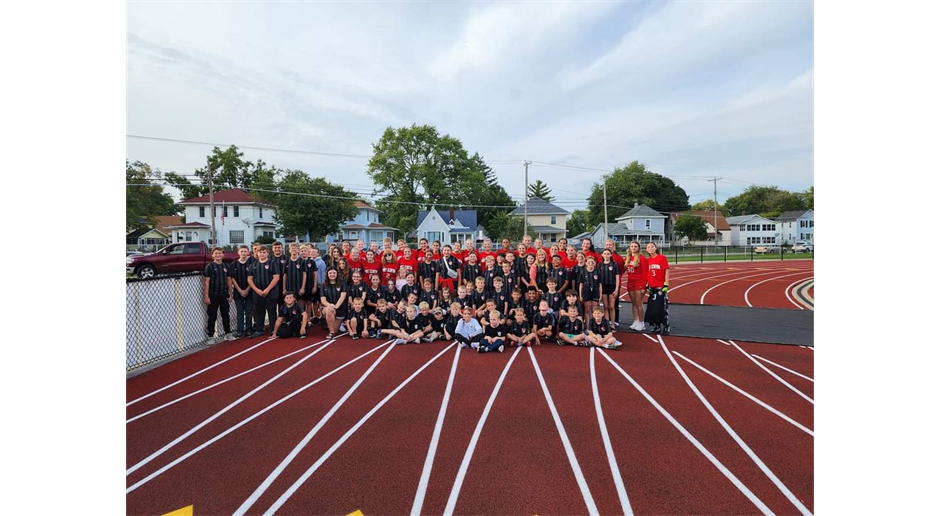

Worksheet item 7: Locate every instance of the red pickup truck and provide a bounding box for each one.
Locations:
[126,242,239,279]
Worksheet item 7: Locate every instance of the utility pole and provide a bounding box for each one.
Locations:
[708,177,722,249]
[208,156,217,246]
[523,160,531,237]
[603,182,609,242]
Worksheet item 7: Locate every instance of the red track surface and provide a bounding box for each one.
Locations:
[127,326,814,516]
[620,260,814,309]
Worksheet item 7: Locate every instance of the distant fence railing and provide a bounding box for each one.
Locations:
[662,245,814,263]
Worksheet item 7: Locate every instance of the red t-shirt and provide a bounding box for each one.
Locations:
[624,255,647,284]
[382,264,399,285]
[646,254,669,288]
[561,256,579,269]
[362,259,382,281]
[397,256,418,276]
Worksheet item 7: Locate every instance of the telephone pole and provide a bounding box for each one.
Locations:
[707,177,722,249]
[523,160,531,237]
[603,181,609,242]
[208,156,217,246]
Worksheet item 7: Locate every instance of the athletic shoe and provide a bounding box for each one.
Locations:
[224,333,237,342]
[609,341,622,350]
[300,334,307,339]
[352,334,360,340]
[394,338,406,345]
[339,324,347,333]
[498,344,505,353]
[250,331,264,338]
[477,344,486,353]
[661,326,670,336]
[459,342,468,349]
[422,336,433,343]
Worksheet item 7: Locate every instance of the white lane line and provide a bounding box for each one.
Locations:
[126,337,338,477]
[590,349,634,516]
[127,336,335,424]
[729,340,814,405]
[717,339,732,346]
[233,340,397,516]
[783,279,811,310]
[442,347,523,516]
[699,270,796,305]
[751,355,814,383]
[672,351,814,437]
[641,333,659,343]
[669,269,779,294]
[410,345,462,516]
[744,272,816,310]
[658,336,813,516]
[125,340,391,494]
[261,344,459,516]
[127,337,275,407]
[529,347,600,515]
[596,350,774,516]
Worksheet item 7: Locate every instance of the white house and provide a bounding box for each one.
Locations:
[171,188,280,246]
[509,197,569,243]
[328,201,397,245]
[726,215,780,246]
[775,210,814,245]
[414,208,484,245]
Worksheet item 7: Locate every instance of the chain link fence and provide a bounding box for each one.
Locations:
[126,272,244,372]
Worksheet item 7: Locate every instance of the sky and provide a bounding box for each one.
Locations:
[126,0,814,210]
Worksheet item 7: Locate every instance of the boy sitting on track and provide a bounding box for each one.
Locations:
[586,307,622,350]
[273,292,308,339]
[347,297,369,340]
[557,305,586,346]
[443,302,463,343]
[507,309,536,348]
[369,298,394,339]
[480,311,507,353]
[391,304,424,345]
[424,307,446,342]
[531,300,556,346]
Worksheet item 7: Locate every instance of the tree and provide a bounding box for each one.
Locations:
[566,209,591,237]
[486,211,525,241]
[801,186,814,210]
[587,161,689,225]
[270,170,360,241]
[723,185,807,218]
[366,124,491,235]
[527,180,554,202]
[164,145,278,201]
[691,199,725,213]
[126,160,181,230]
[674,214,709,242]
[467,158,516,234]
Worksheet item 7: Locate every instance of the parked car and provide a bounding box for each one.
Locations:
[754,246,770,254]
[792,241,813,253]
[126,242,238,279]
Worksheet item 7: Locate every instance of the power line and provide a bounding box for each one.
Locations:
[127,134,521,164]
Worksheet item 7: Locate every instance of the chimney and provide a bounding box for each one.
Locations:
[634,202,638,208]
[449,207,455,223]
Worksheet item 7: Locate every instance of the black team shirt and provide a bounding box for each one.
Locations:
[279,303,304,324]
[347,281,367,307]
[419,289,439,309]
[509,319,530,338]
[532,311,556,332]
[598,260,620,286]
[284,257,307,294]
[399,282,420,301]
[228,259,252,299]
[204,261,230,297]
[559,317,584,335]
[249,259,280,294]
[462,262,482,286]
[588,318,613,336]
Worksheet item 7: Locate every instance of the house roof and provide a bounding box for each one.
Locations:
[527,225,565,234]
[571,231,591,241]
[167,222,210,228]
[774,210,813,222]
[590,223,630,236]
[615,203,665,220]
[253,221,277,227]
[126,228,151,239]
[354,200,382,213]
[417,208,477,230]
[670,211,731,231]
[726,214,777,225]
[179,188,272,206]
[509,197,570,216]
[341,222,398,230]
[153,216,183,235]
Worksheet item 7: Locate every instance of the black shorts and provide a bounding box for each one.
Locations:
[601,283,616,295]
[305,289,318,302]
[582,286,600,301]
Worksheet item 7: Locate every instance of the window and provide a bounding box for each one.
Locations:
[167,245,185,254]
[550,234,557,243]
[263,231,274,239]
[230,230,245,244]
[223,206,228,217]
[810,220,814,228]
[199,207,205,218]
[739,225,746,230]
[427,231,443,243]
[371,230,383,242]
[259,207,264,218]
[184,243,202,254]
[185,231,193,241]
[645,219,651,230]
[763,237,775,244]
[551,215,557,225]
[233,206,239,217]
[763,224,774,231]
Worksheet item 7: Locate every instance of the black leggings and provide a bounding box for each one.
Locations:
[277,317,303,338]
[207,293,231,337]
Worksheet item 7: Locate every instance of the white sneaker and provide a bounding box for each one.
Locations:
[224,333,238,341]
[339,324,347,332]
[394,338,406,345]
[634,322,645,331]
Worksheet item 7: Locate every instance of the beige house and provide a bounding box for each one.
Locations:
[510,197,569,243]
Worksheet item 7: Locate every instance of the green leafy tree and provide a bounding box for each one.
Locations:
[674,214,709,241]
[164,145,278,201]
[566,209,591,237]
[691,199,725,213]
[801,186,814,210]
[126,160,180,230]
[487,211,525,241]
[587,161,689,225]
[469,159,516,233]
[270,170,360,241]
[527,180,554,202]
[367,124,490,235]
[723,185,807,218]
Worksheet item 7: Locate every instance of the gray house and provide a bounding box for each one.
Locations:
[509,197,570,242]
[611,203,667,245]
[414,207,487,244]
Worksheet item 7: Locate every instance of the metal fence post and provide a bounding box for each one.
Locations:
[723,246,727,262]
[700,246,704,263]
[175,277,184,352]
[750,247,754,261]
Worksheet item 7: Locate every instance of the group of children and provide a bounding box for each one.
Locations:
[202,235,672,348]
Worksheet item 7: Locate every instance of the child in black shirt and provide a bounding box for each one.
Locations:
[586,307,622,350]
[274,292,308,339]
[480,311,507,353]
[531,300,556,345]
[558,305,586,346]
[507,310,536,347]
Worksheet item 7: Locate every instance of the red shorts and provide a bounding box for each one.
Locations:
[439,278,456,292]
[627,280,645,292]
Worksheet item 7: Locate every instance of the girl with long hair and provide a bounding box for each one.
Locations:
[625,241,648,331]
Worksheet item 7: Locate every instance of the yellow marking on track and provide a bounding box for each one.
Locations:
[162,506,193,516]
[348,511,364,516]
